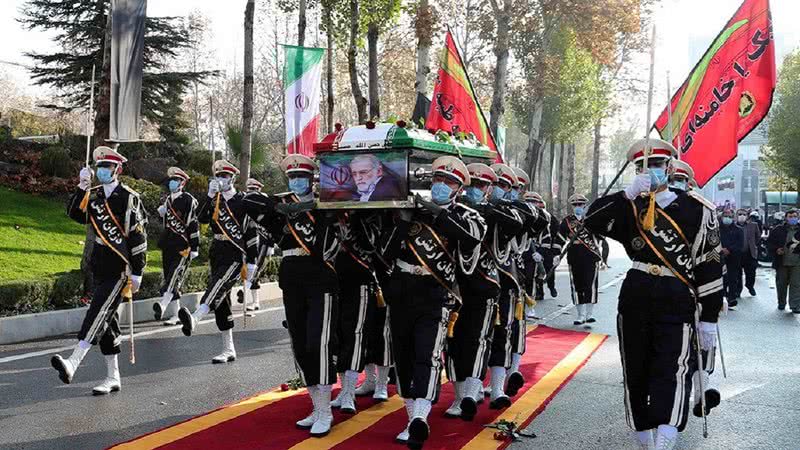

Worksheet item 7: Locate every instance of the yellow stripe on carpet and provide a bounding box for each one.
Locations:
[461,333,606,450]
[110,388,307,450]
[288,395,406,449]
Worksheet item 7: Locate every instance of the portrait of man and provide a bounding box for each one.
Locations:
[349,154,403,201]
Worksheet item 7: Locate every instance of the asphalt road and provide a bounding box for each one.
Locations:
[1,241,798,450]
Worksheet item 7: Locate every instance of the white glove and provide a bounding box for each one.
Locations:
[130,275,142,294]
[157,204,167,217]
[698,321,717,351]
[553,256,561,267]
[533,252,543,263]
[625,173,652,200]
[208,179,220,198]
[78,167,93,190]
[190,251,199,260]
[246,263,257,282]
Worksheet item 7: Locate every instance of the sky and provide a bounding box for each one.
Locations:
[2,0,799,127]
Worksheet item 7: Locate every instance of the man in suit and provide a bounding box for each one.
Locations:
[767,209,800,313]
[738,208,760,296]
[349,154,403,201]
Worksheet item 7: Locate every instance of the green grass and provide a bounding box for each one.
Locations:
[0,187,162,283]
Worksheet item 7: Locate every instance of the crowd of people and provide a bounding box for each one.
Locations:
[47,137,728,450]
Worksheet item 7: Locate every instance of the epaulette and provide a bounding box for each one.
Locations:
[120,183,141,198]
[687,190,715,210]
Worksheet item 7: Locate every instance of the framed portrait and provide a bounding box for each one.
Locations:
[317,150,412,209]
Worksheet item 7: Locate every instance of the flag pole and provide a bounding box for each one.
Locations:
[85,65,96,167]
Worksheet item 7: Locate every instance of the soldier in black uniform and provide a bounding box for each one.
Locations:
[330,210,385,413]
[583,139,723,450]
[555,194,603,325]
[443,163,522,422]
[242,178,274,316]
[177,160,259,365]
[380,156,485,448]
[526,192,558,300]
[483,163,522,409]
[153,167,199,325]
[53,147,147,395]
[243,154,341,438]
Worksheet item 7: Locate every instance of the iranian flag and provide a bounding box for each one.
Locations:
[283,45,325,156]
[426,31,500,160]
[654,0,776,187]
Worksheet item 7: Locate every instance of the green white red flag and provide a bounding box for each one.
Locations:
[426,31,501,161]
[654,0,776,187]
[283,45,325,156]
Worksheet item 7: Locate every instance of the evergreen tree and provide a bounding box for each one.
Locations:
[19,0,217,141]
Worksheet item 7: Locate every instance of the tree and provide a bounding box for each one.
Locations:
[765,50,800,201]
[487,0,515,140]
[240,0,255,186]
[348,0,368,123]
[298,0,308,46]
[362,0,402,119]
[19,0,217,144]
[412,0,436,99]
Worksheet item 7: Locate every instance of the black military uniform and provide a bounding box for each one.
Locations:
[555,195,603,325]
[243,180,276,313]
[583,139,723,448]
[532,202,559,300]
[178,161,258,368]
[446,169,522,421]
[52,147,146,395]
[154,168,199,322]
[331,211,384,412]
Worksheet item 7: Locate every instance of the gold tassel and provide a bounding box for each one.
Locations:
[495,309,501,326]
[642,192,656,231]
[79,189,90,212]
[179,248,190,258]
[212,193,221,221]
[446,311,459,338]
[240,263,247,281]
[121,278,133,300]
[514,298,524,321]
[525,293,536,308]
[375,286,386,308]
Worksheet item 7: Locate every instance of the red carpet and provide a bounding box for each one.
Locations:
[110,325,606,450]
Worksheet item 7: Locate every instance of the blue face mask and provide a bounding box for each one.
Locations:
[96,166,115,185]
[465,186,485,204]
[491,185,506,201]
[649,167,668,189]
[430,182,454,205]
[670,180,687,191]
[788,218,799,226]
[509,189,520,201]
[574,206,585,217]
[289,177,310,196]
[168,180,182,193]
[722,217,733,225]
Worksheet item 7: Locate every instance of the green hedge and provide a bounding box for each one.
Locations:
[0,257,281,317]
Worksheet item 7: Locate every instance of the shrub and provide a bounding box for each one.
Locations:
[0,259,281,317]
[183,150,214,175]
[40,146,75,177]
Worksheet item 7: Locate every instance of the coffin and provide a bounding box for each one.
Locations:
[313,122,497,209]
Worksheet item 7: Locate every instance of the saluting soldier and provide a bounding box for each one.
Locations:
[53,146,147,395]
[177,160,259,365]
[242,178,274,316]
[330,210,385,414]
[243,154,342,438]
[583,139,723,450]
[380,156,485,448]
[153,167,199,325]
[555,194,603,325]
[445,163,522,421]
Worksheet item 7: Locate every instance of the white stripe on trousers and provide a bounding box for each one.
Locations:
[165,254,189,296]
[471,300,495,378]
[617,314,634,429]
[320,293,333,385]
[349,285,369,371]
[382,306,393,367]
[669,324,692,426]
[425,308,448,400]
[207,262,239,309]
[85,274,126,343]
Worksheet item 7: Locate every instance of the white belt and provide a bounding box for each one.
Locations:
[213,234,229,241]
[396,260,431,276]
[284,248,310,257]
[631,262,676,278]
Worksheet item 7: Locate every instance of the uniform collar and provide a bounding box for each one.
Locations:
[170,190,183,200]
[102,180,119,198]
[222,187,237,201]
